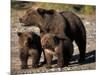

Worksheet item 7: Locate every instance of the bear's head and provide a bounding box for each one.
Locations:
[19,8,55,32]
[41,33,60,50]
[17,31,40,49]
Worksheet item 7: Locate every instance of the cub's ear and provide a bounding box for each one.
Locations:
[17,32,22,37]
[46,9,55,14]
[37,8,46,16]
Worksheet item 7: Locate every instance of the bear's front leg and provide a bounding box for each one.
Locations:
[55,41,64,68]
[29,49,40,68]
[44,49,53,68]
[20,49,28,69]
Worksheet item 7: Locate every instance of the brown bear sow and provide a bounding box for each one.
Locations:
[19,8,86,63]
[41,34,73,68]
[17,31,42,69]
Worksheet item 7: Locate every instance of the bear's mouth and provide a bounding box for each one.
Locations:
[23,24,33,27]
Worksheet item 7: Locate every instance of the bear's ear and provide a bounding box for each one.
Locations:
[37,8,46,16]
[47,9,55,14]
[17,32,22,37]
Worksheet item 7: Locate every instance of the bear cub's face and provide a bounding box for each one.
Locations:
[41,33,60,50]
[17,32,40,48]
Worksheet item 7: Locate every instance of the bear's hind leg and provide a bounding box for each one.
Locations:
[75,36,86,63]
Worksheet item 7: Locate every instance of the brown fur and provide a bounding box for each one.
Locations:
[19,8,86,63]
[17,31,42,69]
[41,33,73,68]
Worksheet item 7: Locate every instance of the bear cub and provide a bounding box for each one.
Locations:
[17,31,42,69]
[41,33,74,68]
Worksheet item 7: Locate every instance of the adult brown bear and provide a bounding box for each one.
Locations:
[41,33,73,68]
[17,31,44,69]
[19,8,86,63]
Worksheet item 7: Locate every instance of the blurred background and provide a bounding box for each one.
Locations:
[11,0,95,15]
